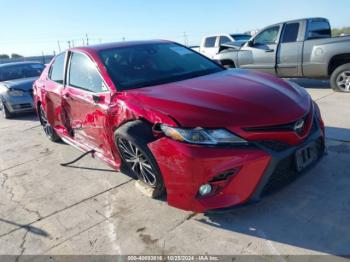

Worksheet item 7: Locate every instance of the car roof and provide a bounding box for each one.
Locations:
[0,61,43,68]
[70,40,174,53]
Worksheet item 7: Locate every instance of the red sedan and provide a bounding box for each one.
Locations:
[33,40,325,212]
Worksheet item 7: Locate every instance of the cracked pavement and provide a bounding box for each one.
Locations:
[0,80,349,258]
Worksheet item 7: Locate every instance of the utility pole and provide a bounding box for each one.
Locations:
[67,41,71,48]
[183,32,188,46]
[86,33,89,46]
[57,40,61,53]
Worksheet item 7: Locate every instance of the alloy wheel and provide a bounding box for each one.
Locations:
[336,71,350,92]
[39,106,54,138]
[117,138,157,187]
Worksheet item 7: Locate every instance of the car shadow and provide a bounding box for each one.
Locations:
[326,126,350,142]
[0,218,49,238]
[8,112,38,122]
[197,126,350,256]
[287,78,330,89]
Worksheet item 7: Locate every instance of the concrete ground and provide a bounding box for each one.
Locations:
[0,80,349,259]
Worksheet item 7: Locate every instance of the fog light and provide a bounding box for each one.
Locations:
[199,184,212,196]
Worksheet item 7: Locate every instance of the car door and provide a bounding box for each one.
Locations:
[238,25,282,74]
[201,36,219,59]
[277,22,303,77]
[41,52,67,131]
[62,51,112,157]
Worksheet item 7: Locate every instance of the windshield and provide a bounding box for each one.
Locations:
[0,63,45,82]
[231,35,252,41]
[99,43,223,90]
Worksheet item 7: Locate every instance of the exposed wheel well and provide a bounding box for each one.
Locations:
[219,59,236,68]
[328,54,350,76]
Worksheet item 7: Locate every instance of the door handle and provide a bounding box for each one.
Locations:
[265,49,274,53]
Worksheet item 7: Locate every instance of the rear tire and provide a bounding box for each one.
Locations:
[330,63,350,92]
[0,100,12,119]
[38,104,61,142]
[115,120,165,198]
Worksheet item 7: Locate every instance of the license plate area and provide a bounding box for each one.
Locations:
[295,141,320,172]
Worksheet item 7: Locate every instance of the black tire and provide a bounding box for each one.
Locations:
[220,60,236,69]
[330,63,350,92]
[115,120,165,198]
[38,104,61,142]
[1,101,13,119]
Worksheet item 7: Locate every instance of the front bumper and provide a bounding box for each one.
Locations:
[2,94,34,113]
[148,119,325,213]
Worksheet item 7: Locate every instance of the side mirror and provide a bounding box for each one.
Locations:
[247,40,254,47]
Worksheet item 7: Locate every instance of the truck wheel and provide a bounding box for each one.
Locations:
[115,120,165,198]
[330,63,350,92]
[0,100,13,119]
[220,60,236,69]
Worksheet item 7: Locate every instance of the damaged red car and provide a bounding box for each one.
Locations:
[33,40,325,212]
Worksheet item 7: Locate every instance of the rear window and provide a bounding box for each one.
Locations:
[204,37,217,48]
[49,53,65,84]
[231,35,252,41]
[282,23,300,43]
[219,36,231,45]
[307,20,331,39]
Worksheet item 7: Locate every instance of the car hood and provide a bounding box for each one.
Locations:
[127,69,311,128]
[1,77,37,91]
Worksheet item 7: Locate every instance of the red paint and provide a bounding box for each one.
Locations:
[33,41,324,212]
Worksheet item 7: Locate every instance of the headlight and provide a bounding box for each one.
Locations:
[7,89,24,96]
[160,125,248,145]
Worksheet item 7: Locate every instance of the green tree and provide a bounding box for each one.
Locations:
[11,53,23,59]
[0,54,10,59]
[332,27,350,36]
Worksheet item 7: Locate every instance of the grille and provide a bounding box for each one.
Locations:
[19,103,32,109]
[244,111,312,136]
[256,116,319,153]
[262,156,298,196]
[257,141,290,152]
[261,138,324,196]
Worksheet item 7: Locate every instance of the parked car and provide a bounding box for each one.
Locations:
[0,62,45,118]
[196,34,251,59]
[214,17,350,92]
[34,40,325,212]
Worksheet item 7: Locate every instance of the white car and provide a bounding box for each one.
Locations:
[197,34,251,59]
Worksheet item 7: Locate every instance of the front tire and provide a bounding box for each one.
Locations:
[39,104,61,142]
[115,121,165,198]
[330,63,350,92]
[0,101,13,119]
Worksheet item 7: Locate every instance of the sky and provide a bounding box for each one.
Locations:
[0,0,349,56]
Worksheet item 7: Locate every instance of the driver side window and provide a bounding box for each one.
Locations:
[254,26,280,45]
[68,52,107,93]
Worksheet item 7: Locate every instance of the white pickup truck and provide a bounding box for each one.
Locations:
[194,34,251,59]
